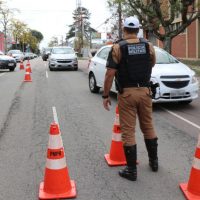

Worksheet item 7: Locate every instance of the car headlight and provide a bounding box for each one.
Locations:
[50,58,56,62]
[191,75,198,84]
[150,77,159,85]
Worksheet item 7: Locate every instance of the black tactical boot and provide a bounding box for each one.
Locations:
[145,138,158,172]
[119,145,137,181]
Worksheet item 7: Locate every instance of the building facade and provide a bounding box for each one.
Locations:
[157,18,200,60]
[0,32,5,52]
[145,0,200,60]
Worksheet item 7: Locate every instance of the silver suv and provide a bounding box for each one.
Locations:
[48,46,78,71]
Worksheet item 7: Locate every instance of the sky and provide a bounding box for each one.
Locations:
[7,0,111,48]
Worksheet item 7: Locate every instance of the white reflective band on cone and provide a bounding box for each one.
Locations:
[193,157,200,170]
[46,157,67,170]
[48,135,63,149]
[197,135,200,148]
[114,115,120,125]
[112,132,122,142]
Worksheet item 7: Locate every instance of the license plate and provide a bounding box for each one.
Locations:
[170,90,185,97]
[8,63,14,66]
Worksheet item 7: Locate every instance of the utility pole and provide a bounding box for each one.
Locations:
[76,0,84,52]
[118,1,122,40]
[76,0,81,38]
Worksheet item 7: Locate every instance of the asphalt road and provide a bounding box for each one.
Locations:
[0,58,199,200]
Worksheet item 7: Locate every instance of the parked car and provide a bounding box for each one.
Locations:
[88,45,199,104]
[48,46,78,71]
[0,51,17,71]
[42,47,52,61]
[7,49,24,62]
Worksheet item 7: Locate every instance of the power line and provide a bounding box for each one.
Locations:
[19,9,72,13]
[95,14,114,29]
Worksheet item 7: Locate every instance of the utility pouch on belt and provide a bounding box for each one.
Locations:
[150,81,160,99]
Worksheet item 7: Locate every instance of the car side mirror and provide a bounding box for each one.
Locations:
[91,51,96,57]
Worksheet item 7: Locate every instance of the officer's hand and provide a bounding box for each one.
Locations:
[103,97,111,111]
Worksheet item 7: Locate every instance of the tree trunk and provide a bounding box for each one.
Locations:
[118,2,122,39]
[163,36,172,54]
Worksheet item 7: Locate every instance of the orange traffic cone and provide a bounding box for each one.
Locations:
[23,72,32,82]
[26,60,32,73]
[180,135,200,199]
[27,59,30,66]
[19,60,24,70]
[39,122,76,199]
[25,65,32,73]
[104,105,126,166]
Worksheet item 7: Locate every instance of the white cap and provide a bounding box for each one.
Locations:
[123,16,141,28]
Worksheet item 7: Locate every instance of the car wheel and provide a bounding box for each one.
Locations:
[74,67,78,71]
[89,73,100,93]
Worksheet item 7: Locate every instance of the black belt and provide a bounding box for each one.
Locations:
[124,82,150,88]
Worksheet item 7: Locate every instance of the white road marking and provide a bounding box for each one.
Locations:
[46,71,48,78]
[0,73,5,77]
[162,107,200,130]
[52,106,59,125]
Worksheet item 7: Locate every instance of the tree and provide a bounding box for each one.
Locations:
[107,0,125,39]
[107,0,200,53]
[11,19,27,50]
[31,29,43,43]
[0,6,15,52]
[11,20,42,52]
[48,36,58,47]
[66,25,76,39]
[124,0,200,53]
[19,31,38,53]
[71,6,92,51]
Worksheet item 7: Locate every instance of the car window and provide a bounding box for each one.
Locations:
[96,47,111,60]
[155,49,179,64]
[52,48,74,54]
[45,48,52,53]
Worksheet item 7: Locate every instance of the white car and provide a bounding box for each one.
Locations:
[7,49,24,62]
[0,51,17,71]
[88,45,199,104]
[48,46,78,71]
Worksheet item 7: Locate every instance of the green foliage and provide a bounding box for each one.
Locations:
[31,30,43,42]
[66,26,76,39]
[48,36,58,47]
[10,20,42,52]
[107,0,200,53]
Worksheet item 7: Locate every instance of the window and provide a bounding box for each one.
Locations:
[52,48,74,54]
[96,47,111,60]
[155,49,179,64]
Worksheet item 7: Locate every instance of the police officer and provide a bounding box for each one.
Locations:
[102,16,158,181]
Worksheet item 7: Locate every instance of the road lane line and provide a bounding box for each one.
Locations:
[52,106,59,125]
[46,71,48,78]
[161,107,200,130]
[0,73,5,77]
